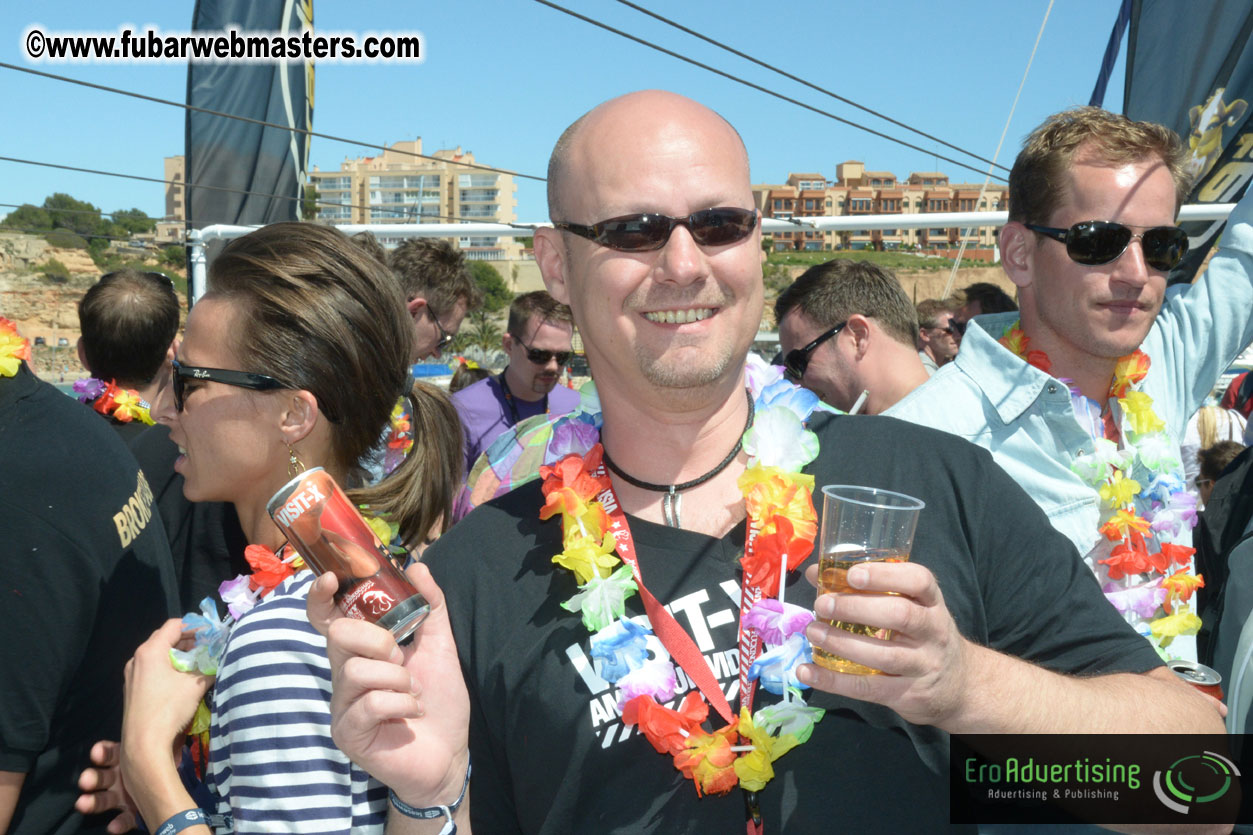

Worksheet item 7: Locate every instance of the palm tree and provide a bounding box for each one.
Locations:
[468,310,502,353]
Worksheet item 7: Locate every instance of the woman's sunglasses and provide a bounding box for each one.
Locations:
[172,359,285,413]
[1024,220,1188,272]
[553,207,757,252]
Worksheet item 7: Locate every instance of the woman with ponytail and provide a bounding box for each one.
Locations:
[89,223,462,834]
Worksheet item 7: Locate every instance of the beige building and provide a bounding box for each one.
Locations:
[158,155,187,243]
[164,155,186,222]
[754,162,1007,260]
[309,139,520,259]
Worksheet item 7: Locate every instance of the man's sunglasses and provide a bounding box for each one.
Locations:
[172,359,285,413]
[929,322,961,337]
[428,308,454,352]
[514,337,571,367]
[783,322,846,380]
[553,207,757,252]
[1024,220,1189,272]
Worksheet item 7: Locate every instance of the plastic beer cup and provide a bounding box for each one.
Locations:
[812,484,924,675]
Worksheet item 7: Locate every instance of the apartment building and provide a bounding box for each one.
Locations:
[309,138,520,259]
[754,161,1007,259]
[157,155,187,243]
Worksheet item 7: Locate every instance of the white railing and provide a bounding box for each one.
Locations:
[186,204,1237,299]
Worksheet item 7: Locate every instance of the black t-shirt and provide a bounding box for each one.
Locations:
[0,364,178,834]
[426,412,1162,834]
[128,424,249,612]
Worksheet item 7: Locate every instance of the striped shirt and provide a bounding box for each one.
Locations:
[206,571,386,833]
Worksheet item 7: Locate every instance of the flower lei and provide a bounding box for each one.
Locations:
[170,544,307,676]
[73,376,155,425]
[998,321,1202,656]
[0,317,32,377]
[383,399,415,476]
[541,358,828,797]
[169,511,401,676]
[168,510,401,771]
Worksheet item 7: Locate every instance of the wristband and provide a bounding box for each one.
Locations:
[154,808,207,835]
[388,755,471,835]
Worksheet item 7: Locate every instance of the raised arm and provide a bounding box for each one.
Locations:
[308,565,472,834]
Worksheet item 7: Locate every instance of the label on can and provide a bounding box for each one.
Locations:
[267,467,428,640]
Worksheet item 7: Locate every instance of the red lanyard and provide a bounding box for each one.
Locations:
[591,460,769,725]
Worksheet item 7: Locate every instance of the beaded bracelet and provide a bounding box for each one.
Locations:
[153,808,207,835]
[388,755,471,835]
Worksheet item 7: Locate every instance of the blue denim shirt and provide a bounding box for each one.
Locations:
[889,194,1253,554]
[887,198,1253,656]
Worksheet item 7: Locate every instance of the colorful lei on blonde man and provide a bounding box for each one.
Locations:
[999,321,1202,656]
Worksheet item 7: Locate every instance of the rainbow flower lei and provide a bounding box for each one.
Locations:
[73,376,155,425]
[383,400,415,476]
[169,511,401,677]
[0,317,32,377]
[169,543,308,676]
[540,357,829,796]
[999,321,1202,656]
[169,511,400,769]
[166,541,309,770]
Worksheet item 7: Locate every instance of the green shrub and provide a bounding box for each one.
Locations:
[763,262,793,293]
[37,258,70,283]
[468,261,513,313]
[161,245,185,269]
[43,229,88,249]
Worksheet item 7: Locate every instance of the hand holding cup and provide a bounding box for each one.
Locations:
[809,485,924,675]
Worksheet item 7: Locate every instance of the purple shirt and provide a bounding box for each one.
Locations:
[451,373,581,476]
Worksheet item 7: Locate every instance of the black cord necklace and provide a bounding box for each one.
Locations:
[499,370,548,427]
[601,389,755,529]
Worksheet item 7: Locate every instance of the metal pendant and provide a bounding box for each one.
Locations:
[662,487,682,528]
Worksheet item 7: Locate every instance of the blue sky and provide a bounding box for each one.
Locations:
[1,1,1128,224]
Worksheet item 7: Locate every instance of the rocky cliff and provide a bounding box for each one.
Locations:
[0,232,179,379]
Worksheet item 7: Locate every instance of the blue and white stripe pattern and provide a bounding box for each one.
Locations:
[205,571,386,833]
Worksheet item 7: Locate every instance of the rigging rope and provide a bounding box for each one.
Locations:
[942,0,1054,299]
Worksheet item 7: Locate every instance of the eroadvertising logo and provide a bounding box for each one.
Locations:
[950,734,1248,826]
[1153,750,1240,814]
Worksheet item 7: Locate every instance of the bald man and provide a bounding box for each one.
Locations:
[314,91,1223,834]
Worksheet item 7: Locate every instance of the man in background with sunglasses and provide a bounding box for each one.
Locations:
[916,298,962,375]
[451,290,579,476]
[888,107,1253,660]
[776,259,929,413]
[319,92,1224,835]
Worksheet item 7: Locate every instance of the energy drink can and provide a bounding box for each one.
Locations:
[1167,660,1224,701]
[267,467,429,644]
